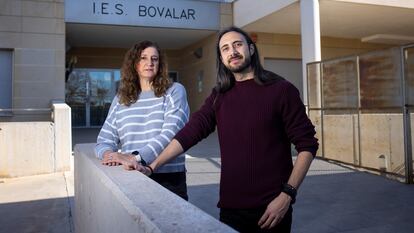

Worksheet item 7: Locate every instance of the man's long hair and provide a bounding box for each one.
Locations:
[118,41,171,106]
[215,27,276,93]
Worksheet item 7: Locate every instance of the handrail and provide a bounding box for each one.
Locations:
[0,108,51,112]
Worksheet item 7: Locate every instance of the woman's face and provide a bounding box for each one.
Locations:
[135,46,159,81]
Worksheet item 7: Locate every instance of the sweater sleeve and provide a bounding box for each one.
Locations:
[95,96,120,159]
[174,89,218,152]
[138,84,190,164]
[280,81,319,156]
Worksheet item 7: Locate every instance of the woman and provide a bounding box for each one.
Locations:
[95,41,190,200]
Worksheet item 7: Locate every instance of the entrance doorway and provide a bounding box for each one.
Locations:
[264,59,303,98]
[66,69,179,127]
[66,69,120,127]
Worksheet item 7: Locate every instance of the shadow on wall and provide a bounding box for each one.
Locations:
[0,197,74,233]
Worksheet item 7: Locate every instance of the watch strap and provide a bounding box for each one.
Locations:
[132,151,146,166]
[281,183,297,204]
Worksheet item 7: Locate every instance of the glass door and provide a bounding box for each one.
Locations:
[89,70,120,126]
[66,69,120,127]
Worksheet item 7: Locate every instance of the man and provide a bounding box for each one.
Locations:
[138,27,318,233]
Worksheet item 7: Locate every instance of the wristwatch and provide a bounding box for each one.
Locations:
[132,151,147,166]
[281,183,297,204]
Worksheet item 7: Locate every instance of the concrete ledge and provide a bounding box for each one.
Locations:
[74,143,235,233]
[52,102,72,172]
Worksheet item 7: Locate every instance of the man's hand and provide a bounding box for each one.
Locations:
[258,192,291,229]
[136,164,153,176]
[102,152,139,170]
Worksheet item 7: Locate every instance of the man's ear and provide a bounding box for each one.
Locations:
[249,44,255,56]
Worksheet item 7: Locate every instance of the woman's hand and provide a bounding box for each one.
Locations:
[102,152,139,170]
[102,152,122,166]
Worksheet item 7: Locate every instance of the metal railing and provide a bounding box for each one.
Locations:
[307,44,414,183]
[0,108,52,122]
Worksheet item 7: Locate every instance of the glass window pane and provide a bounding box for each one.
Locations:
[307,62,321,108]
[0,50,13,116]
[90,71,113,126]
[66,70,87,126]
[359,48,402,109]
[322,57,358,109]
[405,47,414,105]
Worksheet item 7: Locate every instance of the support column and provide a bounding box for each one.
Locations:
[300,0,321,106]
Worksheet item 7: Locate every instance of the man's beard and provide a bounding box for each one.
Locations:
[227,55,251,73]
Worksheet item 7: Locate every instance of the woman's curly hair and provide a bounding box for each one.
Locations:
[118,41,171,106]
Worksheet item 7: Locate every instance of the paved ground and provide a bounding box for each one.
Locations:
[0,172,74,233]
[0,128,413,233]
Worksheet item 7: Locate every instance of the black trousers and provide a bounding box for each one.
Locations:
[220,205,293,233]
[150,172,188,201]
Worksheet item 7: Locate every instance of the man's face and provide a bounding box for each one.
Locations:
[219,31,253,73]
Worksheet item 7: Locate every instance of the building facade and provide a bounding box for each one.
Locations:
[1,0,413,125]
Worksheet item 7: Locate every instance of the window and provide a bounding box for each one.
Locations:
[169,71,179,82]
[0,49,13,116]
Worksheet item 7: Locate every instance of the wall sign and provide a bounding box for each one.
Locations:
[65,0,220,30]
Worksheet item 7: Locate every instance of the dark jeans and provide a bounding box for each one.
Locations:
[220,205,293,233]
[150,171,188,201]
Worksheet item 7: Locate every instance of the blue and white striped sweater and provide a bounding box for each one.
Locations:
[95,82,190,173]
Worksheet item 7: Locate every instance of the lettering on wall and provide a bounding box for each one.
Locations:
[92,2,196,20]
[92,2,124,15]
[65,0,220,30]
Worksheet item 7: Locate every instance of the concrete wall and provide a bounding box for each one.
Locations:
[323,114,357,164]
[0,0,65,121]
[359,114,405,175]
[74,143,235,233]
[0,103,72,177]
[316,113,407,177]
[0,122,54,177]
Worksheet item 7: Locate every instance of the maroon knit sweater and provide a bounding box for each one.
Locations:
[175,72,318,209]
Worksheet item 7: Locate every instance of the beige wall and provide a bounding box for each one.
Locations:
[67,32,394,114]
[179,31,392,112]
[64,1,395,115]
[174,34,217,113]
[255,32,391,61]
[0,0,65,121]
[66,47,127,69]
[67,47,182,71]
